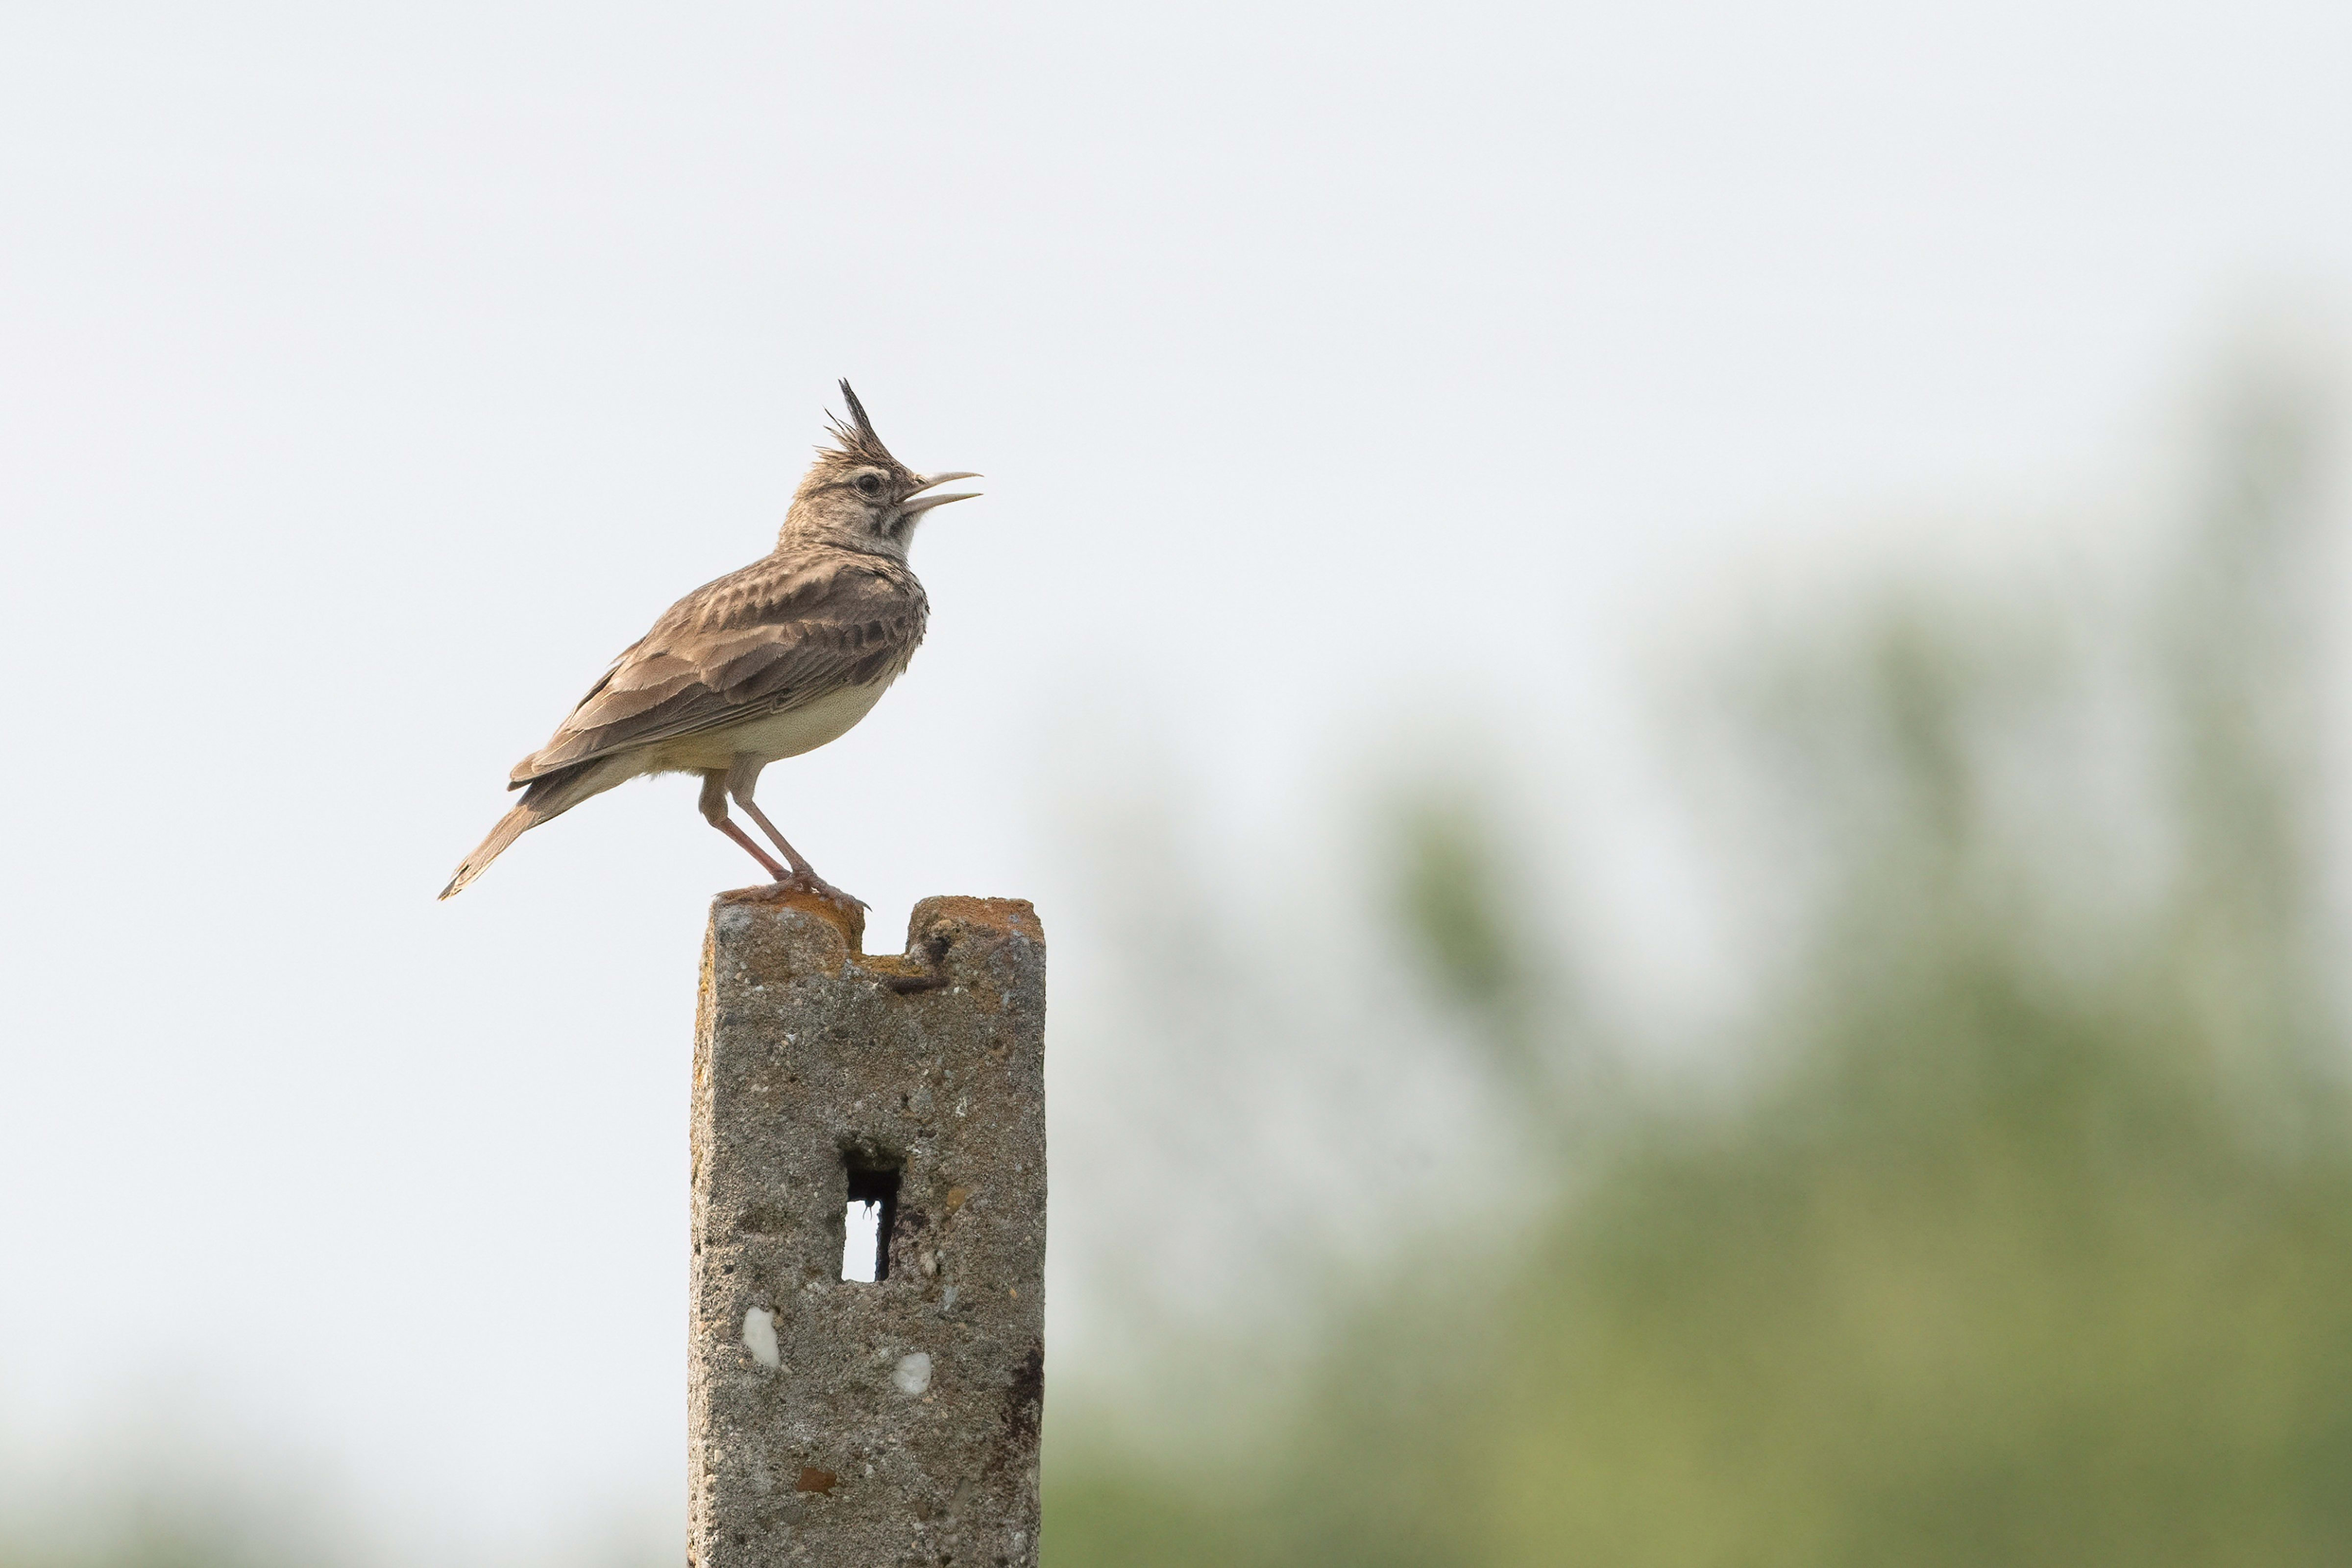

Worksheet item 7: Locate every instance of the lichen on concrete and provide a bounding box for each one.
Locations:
[688,888,1046,1568]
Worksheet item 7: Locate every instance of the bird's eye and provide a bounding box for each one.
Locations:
[856,474,882,496]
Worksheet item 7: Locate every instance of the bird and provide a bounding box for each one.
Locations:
[440,381,977,905]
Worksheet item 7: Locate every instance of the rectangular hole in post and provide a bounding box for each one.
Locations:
[841,1161,901,1283]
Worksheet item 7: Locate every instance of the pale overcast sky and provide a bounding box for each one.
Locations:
[3,2,2350,1560]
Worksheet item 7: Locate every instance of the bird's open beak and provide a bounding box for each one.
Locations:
[901,472,982,516]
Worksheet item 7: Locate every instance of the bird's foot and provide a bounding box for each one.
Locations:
[776,870,869,917]
[722,870,869,950]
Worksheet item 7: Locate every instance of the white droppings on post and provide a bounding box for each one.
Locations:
[742,1306,780,1370]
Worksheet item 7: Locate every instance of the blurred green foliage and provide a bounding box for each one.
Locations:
[1047,379,2352,1565]
[0,1495,324,1568]
[1394,795,1523,1015]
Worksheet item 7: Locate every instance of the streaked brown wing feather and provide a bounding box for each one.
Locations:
[508,552,925,785]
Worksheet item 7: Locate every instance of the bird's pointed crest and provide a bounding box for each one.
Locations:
[820,379,899,469]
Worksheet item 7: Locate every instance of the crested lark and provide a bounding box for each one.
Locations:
[440,382,976,904]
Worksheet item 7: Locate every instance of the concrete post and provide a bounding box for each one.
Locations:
[689,888,1047,1568]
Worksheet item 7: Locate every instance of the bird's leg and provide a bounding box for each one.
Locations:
[740,798,867,911]
[728,759,867,911]
[698,771,792,880]
[737,798,817,880]
[711,816,792,881]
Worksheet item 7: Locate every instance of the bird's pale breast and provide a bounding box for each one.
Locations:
[640,676,897,774]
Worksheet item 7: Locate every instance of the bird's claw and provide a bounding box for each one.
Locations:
[776,872,868,914]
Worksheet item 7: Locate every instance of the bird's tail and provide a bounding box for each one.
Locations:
[438,759,627,900]
[439,806,538,899]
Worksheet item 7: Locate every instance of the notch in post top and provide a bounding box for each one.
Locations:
[842,1160,901,1283]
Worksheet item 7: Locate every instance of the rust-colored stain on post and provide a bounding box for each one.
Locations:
[689,889,1046,1568]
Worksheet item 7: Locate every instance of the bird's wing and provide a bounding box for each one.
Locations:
[508,553,926,784]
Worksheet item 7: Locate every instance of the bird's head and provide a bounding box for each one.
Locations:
[781,381,979,559]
